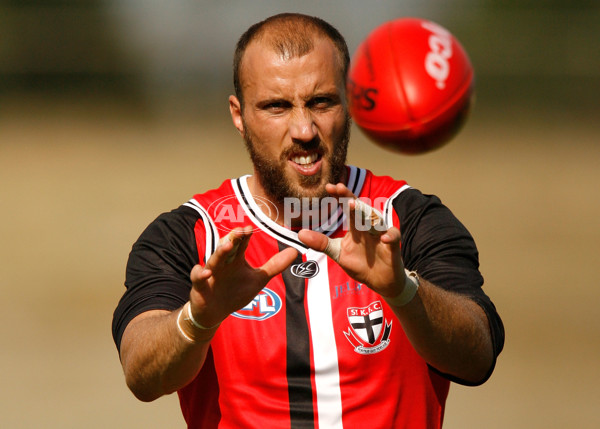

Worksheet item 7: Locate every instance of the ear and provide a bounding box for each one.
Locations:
[229,95,245,137]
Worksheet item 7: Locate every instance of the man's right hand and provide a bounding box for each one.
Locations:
[188,226,298,329]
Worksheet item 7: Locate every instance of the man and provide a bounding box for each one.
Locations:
[112,13,504,428]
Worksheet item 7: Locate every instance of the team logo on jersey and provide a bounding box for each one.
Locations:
[290,260,319,279]
[344,301,392,355]
[231,288,282,321]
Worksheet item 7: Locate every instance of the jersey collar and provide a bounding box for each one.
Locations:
[231,166,366,253]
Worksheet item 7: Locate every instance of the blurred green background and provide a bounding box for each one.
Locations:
[1,1,598,428]
[2,0,599,117]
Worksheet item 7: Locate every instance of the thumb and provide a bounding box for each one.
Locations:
[298,229,342,262]
[297,229,329,252]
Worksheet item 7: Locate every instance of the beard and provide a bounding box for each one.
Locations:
[243,115,351,205]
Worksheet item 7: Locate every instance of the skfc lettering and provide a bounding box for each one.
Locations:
[347,301,381,316]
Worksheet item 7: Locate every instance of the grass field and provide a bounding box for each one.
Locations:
[1,97,598,428]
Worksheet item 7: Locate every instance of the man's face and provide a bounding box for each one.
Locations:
[230,37,350,204]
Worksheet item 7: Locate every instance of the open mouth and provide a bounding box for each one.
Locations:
[289,151,323,176]
[291,152,320,169]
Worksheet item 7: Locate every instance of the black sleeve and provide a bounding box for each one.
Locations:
[393,188,505,385]
[111,205,203,353]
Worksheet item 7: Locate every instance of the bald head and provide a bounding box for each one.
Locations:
[233,13,350,107]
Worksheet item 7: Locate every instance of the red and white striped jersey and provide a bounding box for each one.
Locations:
[112,166,504,428]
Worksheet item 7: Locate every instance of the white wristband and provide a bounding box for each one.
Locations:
[384,269,420,307]
[185,302,220,330]
[176,307,195,342]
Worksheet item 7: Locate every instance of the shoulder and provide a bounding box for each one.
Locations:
[391,187,445,221]
[391,188,475,251]
[127,204,206,282]
[354,167,409,200]
[134,205,205,250]
[191,178,237,210]
[138,177,237,249]
[391,187,483,291]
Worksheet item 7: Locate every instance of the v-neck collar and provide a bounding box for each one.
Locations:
[231,166,366,253]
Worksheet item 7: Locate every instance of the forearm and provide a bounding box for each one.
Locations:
[386,278,494,384]
[119,308,216,402]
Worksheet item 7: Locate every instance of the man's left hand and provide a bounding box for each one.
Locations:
[298,183,408,300]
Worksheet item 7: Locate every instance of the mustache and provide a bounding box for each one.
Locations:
[280,138,325,160]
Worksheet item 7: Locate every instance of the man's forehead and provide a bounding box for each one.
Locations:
[238,37,342,91]
[241,35,334,63]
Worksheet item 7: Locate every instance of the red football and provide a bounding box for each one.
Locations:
[347,18,474,154]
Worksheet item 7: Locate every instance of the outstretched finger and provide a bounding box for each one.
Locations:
[380,226,401,245]
[259,247,299,279]
[326,182,356,199]
[348,197,389,237]
[215,227,252,265]
[380,226,404,273]
[325,183,388,236]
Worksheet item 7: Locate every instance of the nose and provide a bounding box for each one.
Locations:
[289,108,318,143]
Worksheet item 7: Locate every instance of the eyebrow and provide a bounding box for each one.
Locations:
[257,91,341,106]
[306,91,341,101]
[255,98,292,109]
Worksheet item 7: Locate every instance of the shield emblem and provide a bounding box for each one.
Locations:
[347,302,384,345]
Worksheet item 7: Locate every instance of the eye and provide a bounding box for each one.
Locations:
[308,96,338,110]
[261,100,291,113]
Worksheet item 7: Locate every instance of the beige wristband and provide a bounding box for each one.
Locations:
[176,302,220,343]
[384,269,420,307]
[176,306,195,342]
[184,301,221,330]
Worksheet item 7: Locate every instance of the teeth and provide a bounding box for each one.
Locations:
[292,153,318,165]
